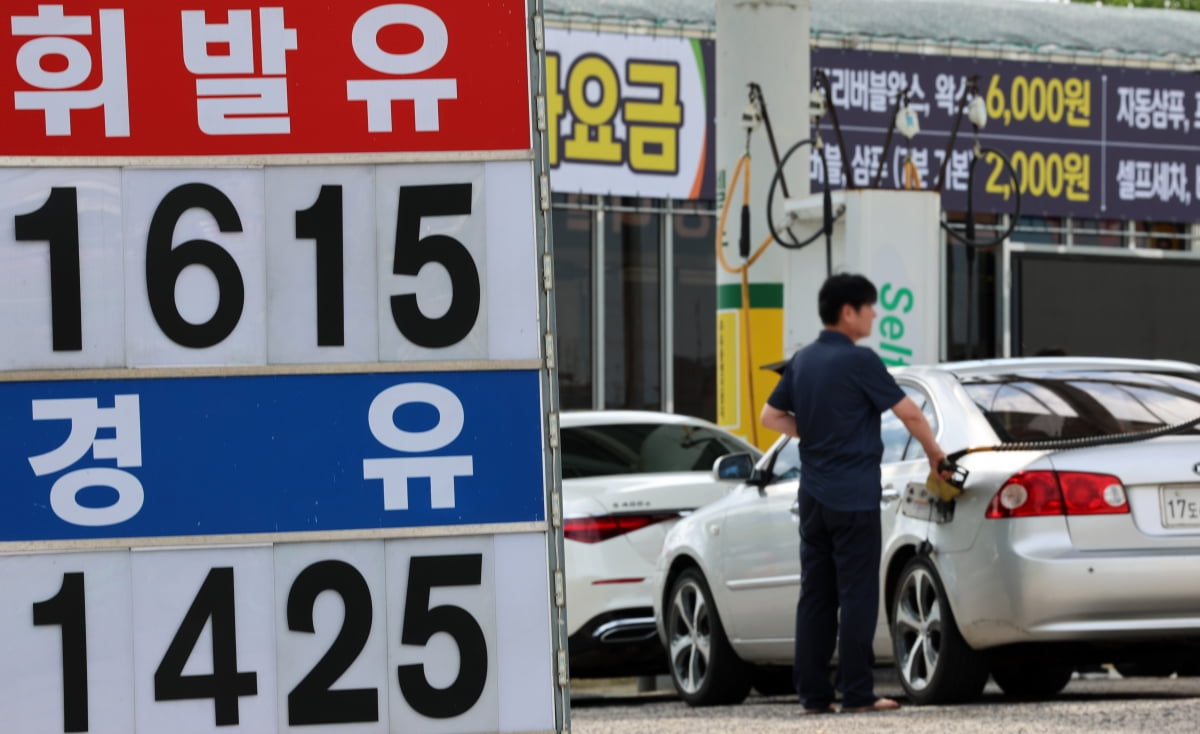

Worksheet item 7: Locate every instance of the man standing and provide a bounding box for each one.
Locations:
[760,273,949,714]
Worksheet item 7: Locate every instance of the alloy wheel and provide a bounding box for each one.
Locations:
[667,577,712,695]
[893,564,943,692]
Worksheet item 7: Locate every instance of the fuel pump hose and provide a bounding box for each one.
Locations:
[943,412,1200,469]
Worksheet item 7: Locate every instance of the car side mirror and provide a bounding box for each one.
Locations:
[712,452,756,482]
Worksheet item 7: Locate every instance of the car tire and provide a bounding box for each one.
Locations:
[991,660,1073,698]
[665,568,752,706]
[890,556,989,705]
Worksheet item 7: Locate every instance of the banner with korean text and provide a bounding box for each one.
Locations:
[545,28,715,200]
[0,3,560,733]
[810,48,1200,223]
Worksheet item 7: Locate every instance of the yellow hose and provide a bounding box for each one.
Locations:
[716,155,779,446]
[716,156,776,274]
[902,158,922,190]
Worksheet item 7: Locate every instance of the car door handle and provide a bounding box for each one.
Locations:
[789,499,800,516]
[881,487,902,503]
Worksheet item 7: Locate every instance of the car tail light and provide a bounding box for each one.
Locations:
[1058,471,1129,515]
[562,512,680,543]
[986,471,1128,519]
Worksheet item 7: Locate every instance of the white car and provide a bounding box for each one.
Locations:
[652,357,1200,705]
[560,410,760,679]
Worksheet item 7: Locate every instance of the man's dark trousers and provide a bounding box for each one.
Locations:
[792,488,882,710]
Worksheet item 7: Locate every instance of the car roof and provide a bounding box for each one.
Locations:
[896,356,1200,381]
[559,409,725,429]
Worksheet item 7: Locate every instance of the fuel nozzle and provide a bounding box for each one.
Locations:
[938,457,969,489]
[967,95,987,130]
[740,100,761,132]
[809,86,828,124]
[925,457,969,501]
[895,99,920,141]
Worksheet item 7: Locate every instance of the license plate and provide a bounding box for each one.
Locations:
[1160,486,1200,528]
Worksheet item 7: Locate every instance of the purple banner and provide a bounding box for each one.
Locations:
[810,49,1200,222]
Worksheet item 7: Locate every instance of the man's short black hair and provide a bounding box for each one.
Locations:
[818,273,877,325]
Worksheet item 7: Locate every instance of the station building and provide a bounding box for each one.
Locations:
[543,0,1200,433]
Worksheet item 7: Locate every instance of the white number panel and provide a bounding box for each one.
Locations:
[0,163,540,370]
[374,163,489,362]
[0,534,554,734]
[131,546,278,733]
[0,550,135,734]
[494,532,556,731]
[0,169,126,371]
[265,166,378,365]
[273,541,388,734]
[385,535,499,734]
[123,170,269,368]
[483,161,540,361]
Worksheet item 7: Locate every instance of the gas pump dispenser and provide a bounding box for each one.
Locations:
[714,0,1016,450]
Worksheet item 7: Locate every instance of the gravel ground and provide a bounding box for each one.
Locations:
[568,673,1200,734]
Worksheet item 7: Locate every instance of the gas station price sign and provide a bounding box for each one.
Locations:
[0,2,560,733]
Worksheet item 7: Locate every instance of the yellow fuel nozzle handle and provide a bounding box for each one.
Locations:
[937,457,969,490]
[925,462,966,502]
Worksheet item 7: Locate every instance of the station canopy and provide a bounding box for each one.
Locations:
[545,0,1200,64]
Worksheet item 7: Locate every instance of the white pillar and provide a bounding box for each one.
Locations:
[715,0,811,448]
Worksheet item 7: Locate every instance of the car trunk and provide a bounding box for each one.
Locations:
[563,472,735,565]
[1048,436,1200,551]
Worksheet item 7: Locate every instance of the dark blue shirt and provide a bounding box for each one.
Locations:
[767,330,906,511]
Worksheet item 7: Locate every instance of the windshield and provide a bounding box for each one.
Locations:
[561,423,753,478]
[961,369,1200,442]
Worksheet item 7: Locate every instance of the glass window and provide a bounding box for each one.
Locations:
[968,381,1077,440]
[551,194,594,409]
[1134,221,1187,251]
[961,369,1200,441]
[605,198,661,410]
[900,385,938,462]
[945,238,998,361]
[766,438,801,483]
[672,201,717,421]
[1072,218,1124,247]
[880,407,910,463]
[1012,215,1064,245]
[878,384,934,464]
[560,422,752,479]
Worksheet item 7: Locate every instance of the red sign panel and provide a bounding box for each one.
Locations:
[1,1,531,156]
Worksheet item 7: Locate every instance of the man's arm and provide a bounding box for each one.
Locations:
[760,403,799,439]
[891,396,950,477]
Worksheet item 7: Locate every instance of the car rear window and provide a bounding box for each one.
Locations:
[961,370,1200,442]
[561,423,751,478]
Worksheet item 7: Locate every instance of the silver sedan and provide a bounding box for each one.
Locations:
[651,357,1200,706]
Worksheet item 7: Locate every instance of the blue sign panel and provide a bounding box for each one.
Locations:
[0,370,545,542]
